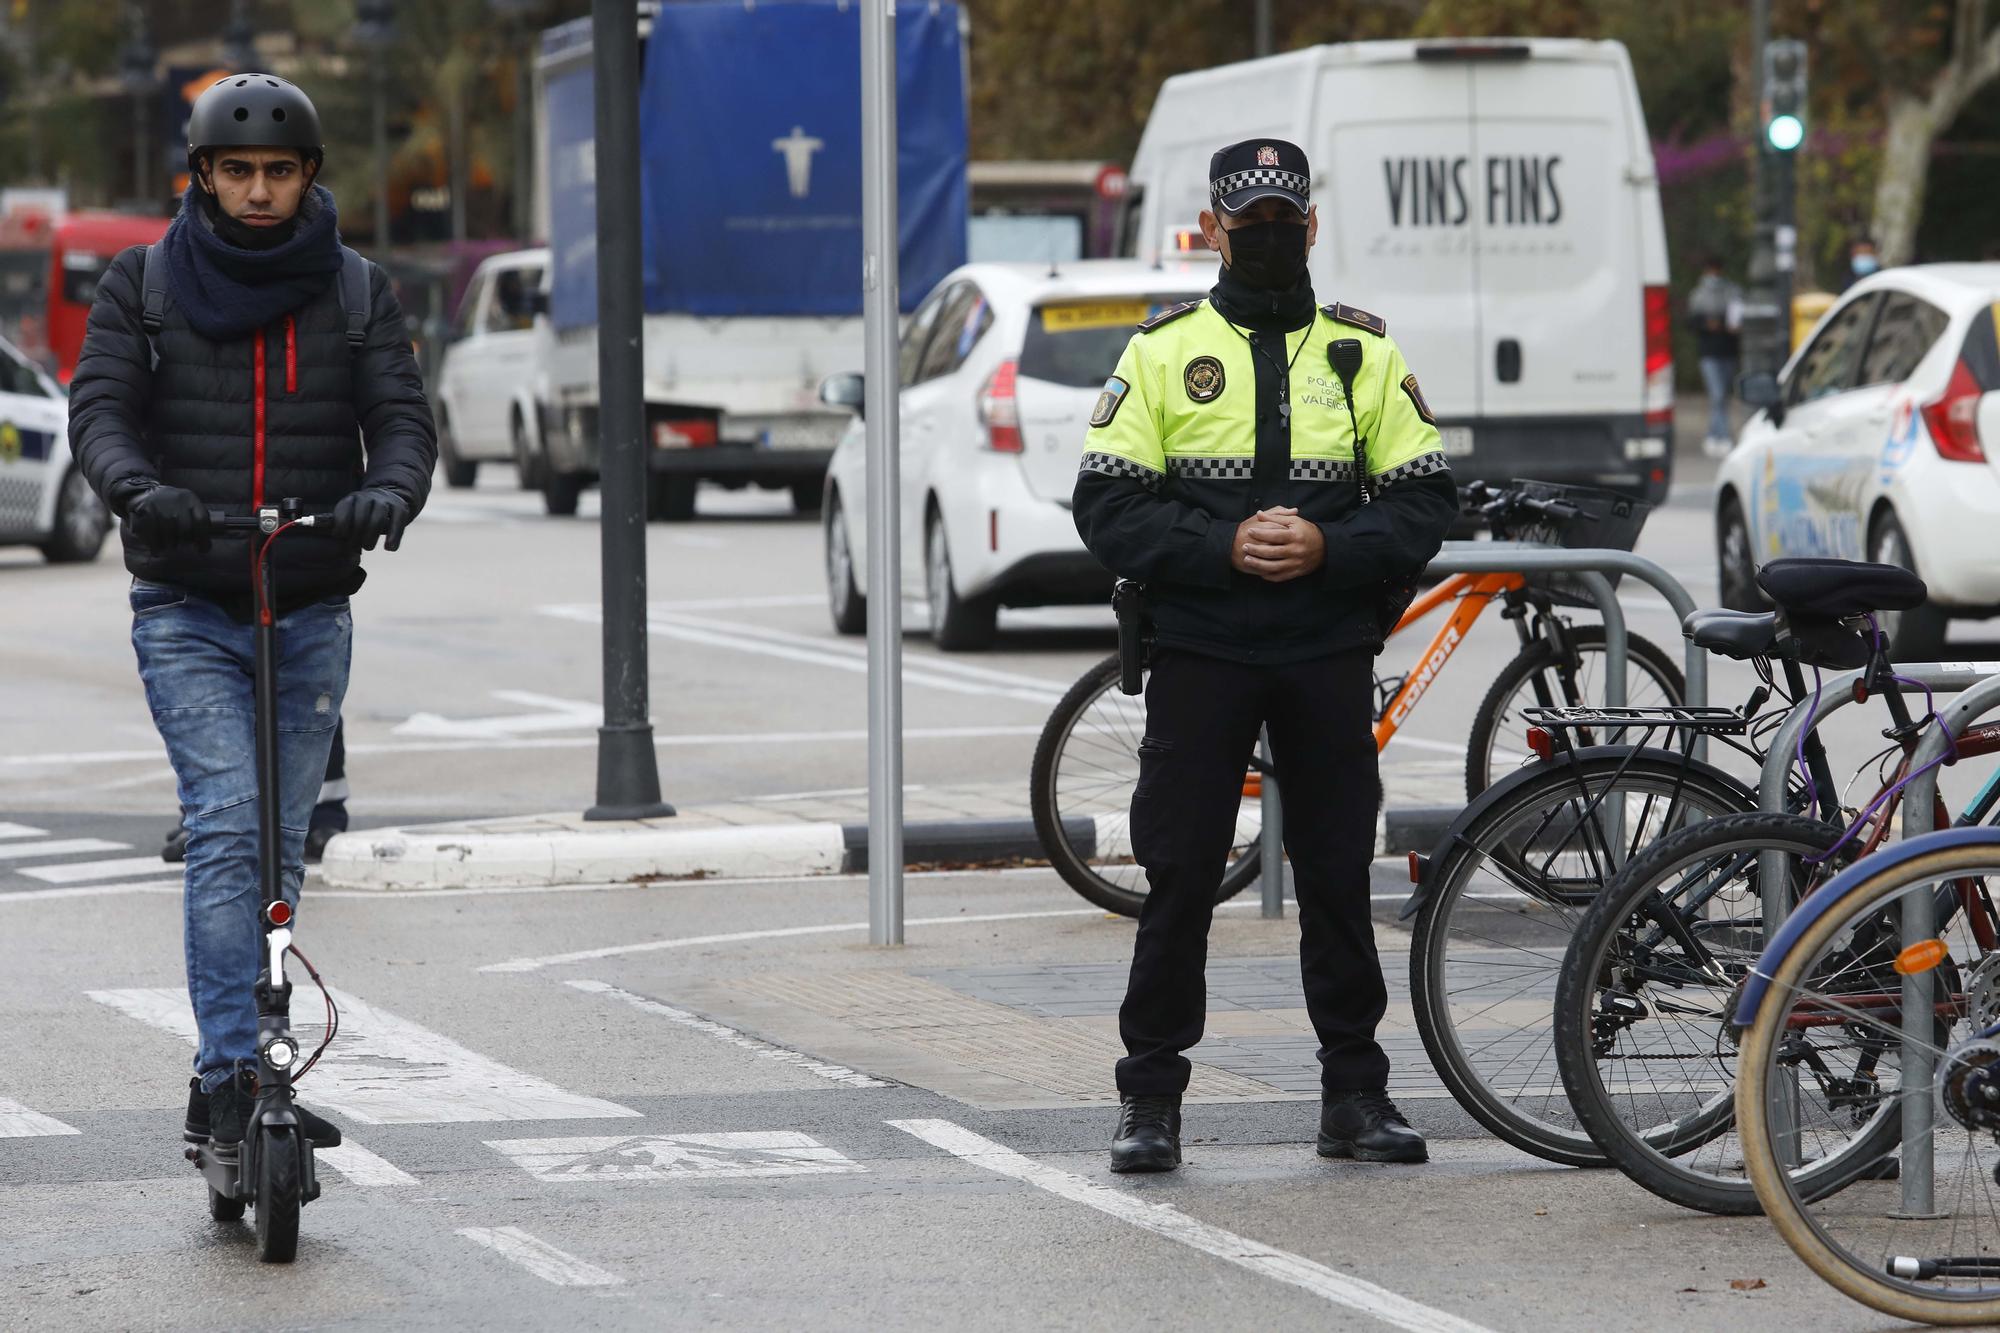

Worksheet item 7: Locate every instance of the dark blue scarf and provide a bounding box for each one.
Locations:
[161,182,344,341]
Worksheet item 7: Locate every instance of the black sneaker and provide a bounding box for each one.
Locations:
[1317,1090,1428,1164]
[1109,1092,1183,1173]
[192,1072,343,1148]
[162,824,189,864]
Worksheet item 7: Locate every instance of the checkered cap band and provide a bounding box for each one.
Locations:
[1167,456,1255,479]
[1080,450,1163,491]
[1375,451,1451,488]
[1210,168,1309,205]
[1290,459,1360,483]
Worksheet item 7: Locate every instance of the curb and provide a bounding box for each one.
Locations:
[319,803,1466,891]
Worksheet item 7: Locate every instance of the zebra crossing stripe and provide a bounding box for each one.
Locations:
[22,856,179,884]
[456,1226,623,1287]
[0,838,128,861]
[0,822,49,840]
[0,1096,79,1138]
[89,987,640,1125]
[317,1140,419,1186]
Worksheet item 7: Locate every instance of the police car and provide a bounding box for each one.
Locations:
[0,333,108,564]
[1717,264,2000,657]
[817,260,1211,650]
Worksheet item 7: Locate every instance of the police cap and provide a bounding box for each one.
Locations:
[1208,139,1310,216]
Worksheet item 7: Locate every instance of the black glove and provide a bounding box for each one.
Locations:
[331,488,410,552]
[124,484,212,552]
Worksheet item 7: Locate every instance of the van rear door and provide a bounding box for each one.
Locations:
[1315,55,1482,422]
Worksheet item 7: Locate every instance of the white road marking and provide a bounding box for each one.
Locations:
[0,822,49,839]
[456,1226,624,1287]
[0,838,128,861]
[479,906,1106,974]
[88,987,640,1124]
[487,1130,864,1183]
[394,690,602,740]
[0,1096,80,1137]
[565,979,890,1088]
[316,1140,420,1186]
[0,881,181,904]
[21,856,181,884]
[889,1119,1495,1333]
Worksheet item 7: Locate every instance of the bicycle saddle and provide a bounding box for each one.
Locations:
[1756,558,1927,618]
[1682,609,1779,661]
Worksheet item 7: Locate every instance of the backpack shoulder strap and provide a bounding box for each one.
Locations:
[140,243,170,335]
[337,246,369,352]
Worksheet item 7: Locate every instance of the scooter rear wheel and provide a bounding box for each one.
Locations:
[207,1184,245,1222]
[255,1128,301,1263]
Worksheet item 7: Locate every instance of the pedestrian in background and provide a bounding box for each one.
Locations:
[1686,255,1742,458]
[1843,236,1881,291]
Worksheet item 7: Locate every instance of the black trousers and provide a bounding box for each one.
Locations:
[1116,647,1388,1095]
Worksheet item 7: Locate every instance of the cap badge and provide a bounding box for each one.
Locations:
[1256,146,1279,167]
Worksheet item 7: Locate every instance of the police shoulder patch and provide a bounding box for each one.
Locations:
[1324,302,1387,336]
[1089,375,1130,428]
[1184,355,1225,402]
[1401,372,1437,426]
[1137,299,1201,333]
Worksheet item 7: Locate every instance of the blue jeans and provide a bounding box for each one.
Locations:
[1699,356,1738,442]
[130,580,352,1092]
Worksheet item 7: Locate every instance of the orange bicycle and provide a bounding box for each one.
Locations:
[1029,481,1684,916]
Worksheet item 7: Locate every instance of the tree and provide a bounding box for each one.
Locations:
[1867,0,2000,263]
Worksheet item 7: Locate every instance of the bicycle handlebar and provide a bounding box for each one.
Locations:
[1457,481,1583,525]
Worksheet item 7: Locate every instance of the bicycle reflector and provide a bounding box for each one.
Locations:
[266,901,292,926]
[1525,726,1555,762]
[1894,937,1950,975]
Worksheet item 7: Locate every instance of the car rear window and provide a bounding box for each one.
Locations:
[1019,296,1202,388]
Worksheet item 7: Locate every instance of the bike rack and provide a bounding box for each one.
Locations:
[1258,542,1696,919]
[1754,662,2000,1204]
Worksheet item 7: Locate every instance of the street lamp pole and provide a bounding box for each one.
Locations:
[373,51,390,247]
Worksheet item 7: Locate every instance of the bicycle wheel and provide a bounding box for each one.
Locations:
[1554,811,1904,1214]
[1029,653,1261,917]
[1464,627,1686,801]
[1409,749,1752,1166]
[1735,830,2000,1325]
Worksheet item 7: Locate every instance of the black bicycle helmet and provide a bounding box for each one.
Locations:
[186,72,324,174]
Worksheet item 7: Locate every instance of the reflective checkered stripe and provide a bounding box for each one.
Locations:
[1290,459,1359,483]
[1210,168,1310,204]
[1375,450,1450,489]
[1080,449,1162,491]
[1166,456,1253,480]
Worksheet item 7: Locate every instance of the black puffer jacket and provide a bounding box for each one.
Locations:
[69,241,435,614]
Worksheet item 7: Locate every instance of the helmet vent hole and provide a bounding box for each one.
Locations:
[272,108,285,122]
[233,107,248,121]
[234,79,247,87]
[266,79,278,87]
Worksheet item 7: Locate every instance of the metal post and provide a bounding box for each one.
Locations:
[1259,728,1282,918]
[448,73,469,243]
[1744,0,1779,381]
[583,0,671,822]
[861,0,904,945]
[1254,0,1272,58]
[372,51,390,248]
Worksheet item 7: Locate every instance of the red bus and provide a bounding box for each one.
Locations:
[49,212,170,383]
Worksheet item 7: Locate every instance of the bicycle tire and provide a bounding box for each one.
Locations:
[1738,833,2000,1326]
[1554,811,1902,1214]
[1464,627,1686,802]
[1409,750,1754,1166]
[1029,653,1260,917]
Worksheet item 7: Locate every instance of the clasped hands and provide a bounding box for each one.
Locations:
[1231,506,1324,583]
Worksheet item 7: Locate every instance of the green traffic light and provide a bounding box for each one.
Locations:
[1767,113,1805,151]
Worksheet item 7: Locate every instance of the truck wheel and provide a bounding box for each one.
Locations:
[511,412,545,491]
[39,468,109,564]
[647,475,697,522]
[926,513,996,651]
[542,467,583,517]
[437,411,477,489]
[825,496,866,636]
[1869,510,1948,659]
[791,480,823,516]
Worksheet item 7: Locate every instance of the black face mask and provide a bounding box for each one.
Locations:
[1223,219,1309,290]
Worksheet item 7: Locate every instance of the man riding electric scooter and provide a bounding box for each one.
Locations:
[69,74,435,1161]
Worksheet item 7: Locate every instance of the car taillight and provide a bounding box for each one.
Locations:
[1643,284,1673,431]
[1920,358,1986,463]
[653,418,718,449]
[979,359,1022,452]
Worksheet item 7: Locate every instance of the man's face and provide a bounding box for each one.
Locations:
[1198,197,1317,265]
[199,147,315,228]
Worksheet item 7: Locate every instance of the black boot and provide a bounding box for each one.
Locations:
[192,1072,343,1148]
[1110,1093,1182,1173]
[161,824,189,864]
[1318,1090,1428,1164]
[303,801,348,865]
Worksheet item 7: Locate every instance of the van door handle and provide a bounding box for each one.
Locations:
[1496,339,1522,384]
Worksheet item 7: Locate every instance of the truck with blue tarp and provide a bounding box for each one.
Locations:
[529,0,968,518]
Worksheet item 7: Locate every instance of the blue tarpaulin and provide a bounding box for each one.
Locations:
[547,1,966,329]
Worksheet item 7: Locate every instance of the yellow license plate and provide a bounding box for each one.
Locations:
[1039,301,1151,333]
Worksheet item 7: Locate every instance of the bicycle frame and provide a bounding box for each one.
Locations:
[1373,570,1527,751]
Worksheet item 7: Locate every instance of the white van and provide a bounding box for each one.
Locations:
[1128,38,1673,501]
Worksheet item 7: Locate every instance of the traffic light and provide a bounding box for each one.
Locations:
[1764,38,1807,153]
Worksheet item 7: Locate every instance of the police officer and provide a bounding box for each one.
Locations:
[1073,139,1457,1173]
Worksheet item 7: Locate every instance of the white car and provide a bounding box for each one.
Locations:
[0,334,108,564]
[1717,263,2000,656]
[434,247,550,490]
[818,260,1213,650]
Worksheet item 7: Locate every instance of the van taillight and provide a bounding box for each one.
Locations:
[979,359,1023,452]
[1643,285,1673,431]
[1921,359,1986,463]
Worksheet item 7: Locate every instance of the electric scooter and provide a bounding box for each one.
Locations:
[182,499,341,1263]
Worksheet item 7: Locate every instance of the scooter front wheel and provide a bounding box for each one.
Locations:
[254,1129,301,1263]
[207,1183,245,1222]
